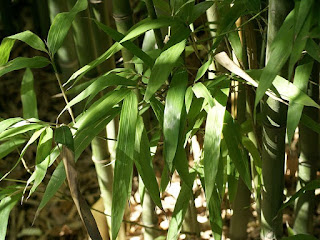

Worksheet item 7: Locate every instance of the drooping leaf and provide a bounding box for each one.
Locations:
[0,138,26,159]
[203,99,226,203]
[134,116,162,208]
[189,1,214,23]
[7,30,47,53]
[0,56,50,78]
[21,68,38,119]
[167,172,196,240]
[255,10,294,106]
[306,39,320,63]
[195,57,212,82]
[192,82,214,107]
[0,118,24,133]
[0,194,21,240]
[64,73,135,112]
[112,91,138,240]
[144,40,186,101]
[54,126,74,151]
[94,20,154,68]
[36,127,53,165]
[47,0,88,55]
[0,38,15,65]
[223,112,251,190]
[150,97,165,126]
[280,179,320,211]
[287,61,313,143]
[163,70,188,171]
[65,43,123,86]
[0,128,45,181]
[74,88,130,131]
[0,122,43,141]
[300,113,320,134]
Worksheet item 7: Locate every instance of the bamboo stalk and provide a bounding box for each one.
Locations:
[260,1,292,239]
[293,64,319,234]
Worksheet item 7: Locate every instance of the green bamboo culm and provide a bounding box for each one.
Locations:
[112,0,134,69]
[293,64,319,234]
[260,0,292,239]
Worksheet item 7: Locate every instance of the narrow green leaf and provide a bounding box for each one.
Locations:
[112,91,138,240]
[144,40,186,101]
[189,1,214,23]
[0,128,45,182]
[8,30,47,53]
[167,172,196,240]
[163,70,188,171]
[0,138,26,159]
[306,39,320,63]
[203,100,226,203]
[35,109,119,215]
[0,56,50,78]
[150,97,165,126]
[195,57,212,82]
[0,194,21,240]
[94,20,154,68]
[280,179,320,211]
[134,116,162,208]
[74,88,130,131]
[242,136,262,169]
[287,61,313,143]
[21,68,38,119]
[0,122,43,141]
[47,0,88,55]
[0,38,15,65]
[0,118,24,134]
[192,82,214,107]
[64,73,135,111]
[255,10,294,106]
[223,112,251,190]
[54,126,74,152]
[228,31,243,64]
[65,43,122,86]
[300,113,320,134]
[36,127,53,164]
[121,17,180,43]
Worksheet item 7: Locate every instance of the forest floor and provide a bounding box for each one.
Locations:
[1,58,320,240]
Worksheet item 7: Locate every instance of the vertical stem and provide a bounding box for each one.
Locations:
[293,64,319,234]
[112,0,134,69]
[261,1,292,239]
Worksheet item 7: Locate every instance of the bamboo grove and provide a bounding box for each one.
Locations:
[0,0,320,239]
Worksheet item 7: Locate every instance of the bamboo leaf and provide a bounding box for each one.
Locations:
[0,138,26,159]
[74,88,130,131]
[280,179,320,211]
[0,128,45,182]
[94,20,154,68]
[144,40,186,101]
[255,11,294,106]
[7,30,47,53]
[150,97,165,126]
[189,1,214,23]
[65,73,135,111]
[36,127,53,165]
[0,56,50,78]
[0,194,21,240]
[192,82,214,107]
[47,0,88,55]
[21,68,38,119]
[203,99,226,203]
[287,61,313,143]
[112,91,138,240]
[167,172,196,240]
[65,43,123,86]
[163,70,188,171]
[195,57,212,82]
[0,38,15,65]
[306,39,320,63]
[0,122,43,141]
[0,118,24,133]
[223,112,251,190]
[134,116,162,208]
[300,113,320,134]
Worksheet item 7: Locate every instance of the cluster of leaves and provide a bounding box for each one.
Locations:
[1,0,320,239]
